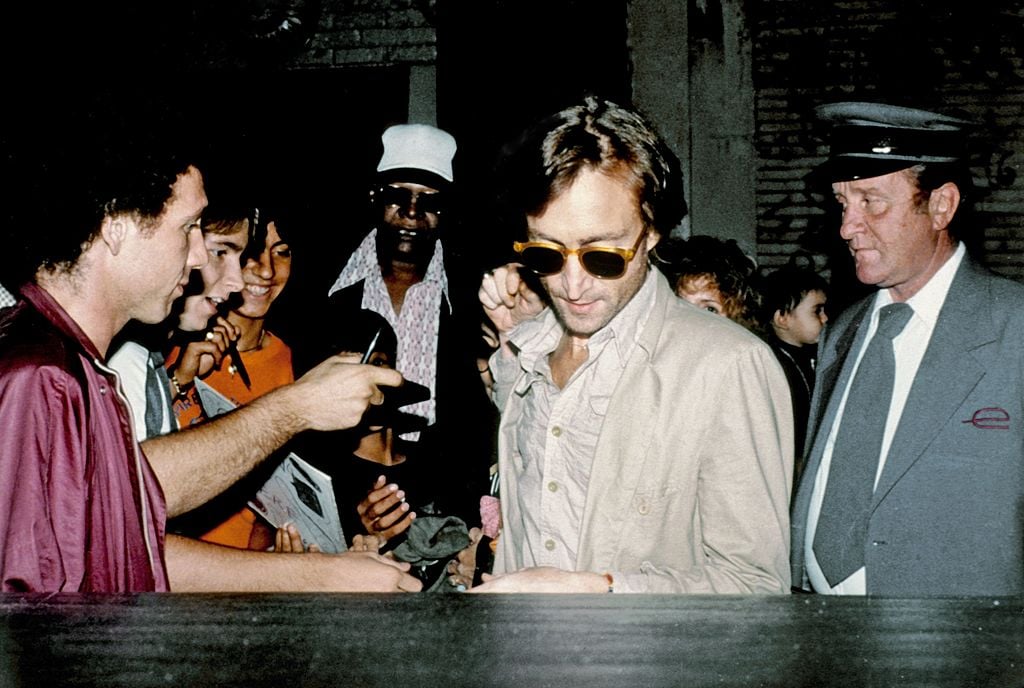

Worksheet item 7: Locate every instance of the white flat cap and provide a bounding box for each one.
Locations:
[377,124,457,183]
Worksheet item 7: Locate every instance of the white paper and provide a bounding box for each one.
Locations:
[193,379,347,553]
[247,452,347,553]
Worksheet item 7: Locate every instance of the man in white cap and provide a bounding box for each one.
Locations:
[311,124,496,556]
[791,102,1024,597]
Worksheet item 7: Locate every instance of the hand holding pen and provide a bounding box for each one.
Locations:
[167,316,241,395]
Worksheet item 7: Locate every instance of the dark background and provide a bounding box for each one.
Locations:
[1,1,632,342]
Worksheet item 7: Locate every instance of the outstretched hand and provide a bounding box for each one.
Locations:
[286,354,404,432]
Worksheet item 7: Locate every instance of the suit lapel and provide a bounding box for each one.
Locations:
[872,258,994,505]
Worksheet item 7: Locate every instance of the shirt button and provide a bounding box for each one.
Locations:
[551,426,562,437]
[637,500,650,515]
[99,386,107,395]
[545,539,556,551]
[547,481,558,493]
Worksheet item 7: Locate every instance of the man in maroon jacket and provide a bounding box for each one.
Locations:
[0,116,419,593]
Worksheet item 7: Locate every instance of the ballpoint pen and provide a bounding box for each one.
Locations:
[360,327,382,364]
[227,341,252,389]
[213,300,251,389]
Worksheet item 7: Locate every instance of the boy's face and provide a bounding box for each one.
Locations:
[776,289,828,346]
[178,222,249,332]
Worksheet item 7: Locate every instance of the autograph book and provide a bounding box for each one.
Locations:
[193,379,347,553]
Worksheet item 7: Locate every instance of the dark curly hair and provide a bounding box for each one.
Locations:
[6,106,196,285]
[757,265,829,330]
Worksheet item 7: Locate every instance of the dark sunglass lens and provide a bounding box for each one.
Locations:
[416,193,445,215]
[582,250,626,278]
[380,186,414,208]
[520,246,565,275]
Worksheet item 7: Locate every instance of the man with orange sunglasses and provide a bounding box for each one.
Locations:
[471,96,793,594]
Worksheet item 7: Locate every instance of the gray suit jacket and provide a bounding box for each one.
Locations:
[791,255,1024,596]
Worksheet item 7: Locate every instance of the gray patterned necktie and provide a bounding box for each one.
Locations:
[813,302,914,587]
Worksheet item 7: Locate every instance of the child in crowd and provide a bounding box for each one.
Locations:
[758,264,828,489]
[655,235,760,330]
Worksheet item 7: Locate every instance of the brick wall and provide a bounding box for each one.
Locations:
[292,0,438,68]
[752,0,1024,282]
[283,0,1023,284]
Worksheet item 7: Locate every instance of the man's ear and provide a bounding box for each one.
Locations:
[645,229,661,254]
[99,215,130,256]
[928,182,961,232]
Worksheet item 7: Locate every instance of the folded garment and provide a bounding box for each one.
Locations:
[389,515,470,566]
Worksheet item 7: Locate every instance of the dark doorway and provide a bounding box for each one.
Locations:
[436,0,631,268]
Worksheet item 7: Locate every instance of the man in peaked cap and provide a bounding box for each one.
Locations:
[304,124,497,558]
[791,102,1024,597]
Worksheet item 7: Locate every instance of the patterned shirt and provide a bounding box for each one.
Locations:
[328,229,450,429]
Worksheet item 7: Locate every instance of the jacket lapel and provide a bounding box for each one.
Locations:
[871,258,994,506]
[575,275,666,568]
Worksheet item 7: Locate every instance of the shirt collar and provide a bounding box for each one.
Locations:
[509,265,658,371]
[872,242,965,330]
[328,228,451,311]
[600,266,657,365]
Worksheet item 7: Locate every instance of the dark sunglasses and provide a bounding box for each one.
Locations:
[513,227,649,279]
[377,185,446,216]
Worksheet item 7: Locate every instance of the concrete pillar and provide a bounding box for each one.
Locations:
[629,0,755,254]
[628,0,691,238]
[408,64,437,125]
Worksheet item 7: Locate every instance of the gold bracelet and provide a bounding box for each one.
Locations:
[169,372,194,401]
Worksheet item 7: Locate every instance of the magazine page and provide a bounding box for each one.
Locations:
[193,379,347,553]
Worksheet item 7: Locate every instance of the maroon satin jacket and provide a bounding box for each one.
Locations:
[0,284,169,592]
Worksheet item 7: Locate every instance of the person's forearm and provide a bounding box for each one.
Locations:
[144,384,306,517]
[471,566,609,593]
[164,535,418,592]
[166,534,297,591]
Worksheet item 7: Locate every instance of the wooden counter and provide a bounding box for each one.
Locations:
[2,593,1021,687]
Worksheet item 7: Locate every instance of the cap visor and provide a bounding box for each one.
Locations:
[809,157,920,186]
